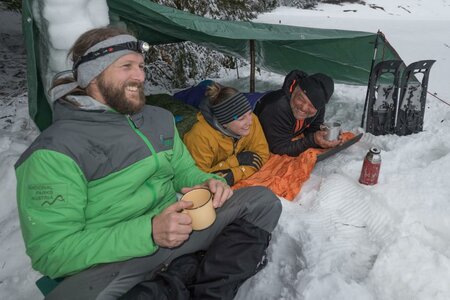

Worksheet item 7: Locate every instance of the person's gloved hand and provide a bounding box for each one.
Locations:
[236,151,263,170]
[212,169,234,186]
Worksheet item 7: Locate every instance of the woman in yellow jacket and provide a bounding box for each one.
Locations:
[184,82,269,185]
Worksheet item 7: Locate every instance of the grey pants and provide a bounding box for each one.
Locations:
[46,186,281,300]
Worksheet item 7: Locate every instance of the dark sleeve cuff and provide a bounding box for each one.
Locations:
[303,133,319,149]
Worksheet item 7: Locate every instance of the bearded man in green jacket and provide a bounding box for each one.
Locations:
[15,27,281,300]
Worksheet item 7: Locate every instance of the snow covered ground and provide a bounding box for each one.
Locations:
[1,1,450,299]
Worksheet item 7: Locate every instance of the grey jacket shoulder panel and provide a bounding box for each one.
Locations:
[134,105,176,153]
[16,102,175,182]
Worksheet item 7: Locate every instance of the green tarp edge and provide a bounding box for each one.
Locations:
[22,0,52,130]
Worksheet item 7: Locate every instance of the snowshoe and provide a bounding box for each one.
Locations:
[364,60,402,135]
[395,60,435,135]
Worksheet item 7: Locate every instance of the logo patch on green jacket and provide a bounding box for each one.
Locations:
[160,134,174,148]
[28,183,68,208]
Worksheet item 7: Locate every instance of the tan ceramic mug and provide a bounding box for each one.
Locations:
[181,188,216,230]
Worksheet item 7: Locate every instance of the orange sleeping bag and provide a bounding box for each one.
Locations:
[232,132,355,200]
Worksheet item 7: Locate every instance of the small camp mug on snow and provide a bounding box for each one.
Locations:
[322,122,342,141]
[181,188,216,230]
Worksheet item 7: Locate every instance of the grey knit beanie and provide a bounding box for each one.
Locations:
[211,93,252,125]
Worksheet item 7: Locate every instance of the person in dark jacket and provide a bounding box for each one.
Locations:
[254,70,341,157]
[15,27,281,300]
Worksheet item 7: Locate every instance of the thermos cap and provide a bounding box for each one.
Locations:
[370,147,381,154]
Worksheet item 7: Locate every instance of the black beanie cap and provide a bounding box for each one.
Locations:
[297,73,334,110]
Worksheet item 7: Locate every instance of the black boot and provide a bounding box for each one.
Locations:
[189,219,271,300]
[120,252,202,300]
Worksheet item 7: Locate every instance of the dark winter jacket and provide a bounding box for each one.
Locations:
[254,89,324,157]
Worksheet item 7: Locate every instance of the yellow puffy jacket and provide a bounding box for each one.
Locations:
[183,112,269,184]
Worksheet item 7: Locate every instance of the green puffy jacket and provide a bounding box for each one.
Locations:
[15,99,220,279]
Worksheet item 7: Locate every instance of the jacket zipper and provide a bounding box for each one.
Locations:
[126,115,159,202]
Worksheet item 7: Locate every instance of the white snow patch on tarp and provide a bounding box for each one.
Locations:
[32,0,109,101]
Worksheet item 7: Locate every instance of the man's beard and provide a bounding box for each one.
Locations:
[97,75,145,115]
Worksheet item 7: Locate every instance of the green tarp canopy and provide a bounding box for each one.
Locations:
[23,0,401,131]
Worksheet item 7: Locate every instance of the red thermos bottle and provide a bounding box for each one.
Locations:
[359,147,381,185]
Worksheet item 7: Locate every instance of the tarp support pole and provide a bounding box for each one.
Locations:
[361,30,381,128]
[249,40,255,92]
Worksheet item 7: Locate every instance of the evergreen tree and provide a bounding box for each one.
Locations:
[277,0,319,9]
[173,52,187,88]
[146,0,362,90]
[148,0,274,90]
[2,0,22,12]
